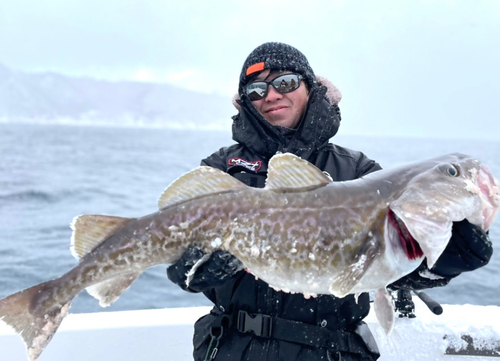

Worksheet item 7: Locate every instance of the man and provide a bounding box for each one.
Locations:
[168,42,493,360]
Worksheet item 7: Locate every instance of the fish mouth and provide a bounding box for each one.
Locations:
[478,164,500,230]
[388,209,423,260]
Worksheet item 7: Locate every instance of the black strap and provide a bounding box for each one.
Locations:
[235,310,366,354]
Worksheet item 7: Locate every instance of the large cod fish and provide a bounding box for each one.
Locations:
[0,153,498,360]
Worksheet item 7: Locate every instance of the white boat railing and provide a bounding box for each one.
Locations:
[1,299,499,360]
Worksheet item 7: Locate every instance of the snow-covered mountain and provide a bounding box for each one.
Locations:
[0,63,235,129]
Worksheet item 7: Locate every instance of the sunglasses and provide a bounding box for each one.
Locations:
[244,73,303,101]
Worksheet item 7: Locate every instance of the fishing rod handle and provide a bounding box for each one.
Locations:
[415,291,443,315]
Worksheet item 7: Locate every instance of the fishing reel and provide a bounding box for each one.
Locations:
[393,289,443,318]
[394,289,416,318]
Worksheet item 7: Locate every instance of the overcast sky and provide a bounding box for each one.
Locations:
[1,0,499,139]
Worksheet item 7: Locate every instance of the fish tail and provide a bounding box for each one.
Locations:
[0,281,72,361]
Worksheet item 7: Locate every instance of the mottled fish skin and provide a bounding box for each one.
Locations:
[0,152,498,360]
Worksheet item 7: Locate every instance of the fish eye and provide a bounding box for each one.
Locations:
[438,164,459,177]
[446,164,459,177]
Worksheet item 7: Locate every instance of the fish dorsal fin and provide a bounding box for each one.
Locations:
[265,153,332,192]
[70,214,133,260]
[158,166,247,209]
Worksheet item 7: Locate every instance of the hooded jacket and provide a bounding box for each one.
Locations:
[204,77,379,188]
[190,78,382,361]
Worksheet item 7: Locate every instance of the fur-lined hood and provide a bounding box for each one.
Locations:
[232,75,342,111]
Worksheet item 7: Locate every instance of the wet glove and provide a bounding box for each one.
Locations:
[389,219,493,291]
[431,219,492,277]
[167,246,243,293]
[388,262,450,291]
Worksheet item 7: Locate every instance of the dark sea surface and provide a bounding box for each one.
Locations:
[0,123,498,313]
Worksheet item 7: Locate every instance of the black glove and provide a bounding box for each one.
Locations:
[431,219,492,277]
[167,247,243,293]
[389,219,493,291]
[388,262,450,291]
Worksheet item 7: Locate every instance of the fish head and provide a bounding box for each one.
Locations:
[390,153,499,268]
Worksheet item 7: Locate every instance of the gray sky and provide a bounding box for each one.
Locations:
[1,0,499,139]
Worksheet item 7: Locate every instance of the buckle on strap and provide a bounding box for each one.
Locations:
[237,310,273,338]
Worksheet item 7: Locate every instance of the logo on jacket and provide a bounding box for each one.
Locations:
[228,158,262,172]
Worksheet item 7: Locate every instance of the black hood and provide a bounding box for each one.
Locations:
[231,76,342,159]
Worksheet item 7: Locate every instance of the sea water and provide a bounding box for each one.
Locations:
[0,123,498,313]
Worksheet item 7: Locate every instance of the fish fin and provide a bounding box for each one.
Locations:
[0,281,71,361]
[373,288,395,335]
[158,166,247,209]
[86,271,143,307]
[70,214,133,260]
[391,198,453,269]
[329,235,381,297]
[265,153,331,192]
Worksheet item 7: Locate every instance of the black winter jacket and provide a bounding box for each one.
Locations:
[168,78,492,361]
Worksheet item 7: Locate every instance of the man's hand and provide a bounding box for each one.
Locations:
[167,247,243,293]
[388,262,450,291]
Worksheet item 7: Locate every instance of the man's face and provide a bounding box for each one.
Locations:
[250,70,309,129]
